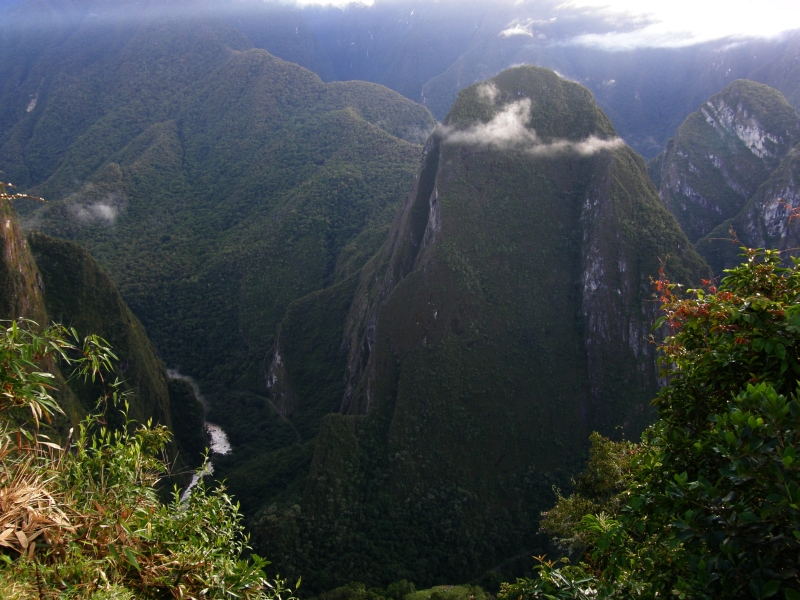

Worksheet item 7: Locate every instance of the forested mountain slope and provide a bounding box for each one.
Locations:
[0,0,436,507]
[647,80,800,275]
[0,1,434,408]
[1,199,206,467]
[648,80,800,243]
[253,66,710,591]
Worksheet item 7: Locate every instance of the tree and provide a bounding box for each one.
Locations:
[501,249,800,599]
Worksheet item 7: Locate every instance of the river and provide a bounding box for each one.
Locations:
[166,369,232,502]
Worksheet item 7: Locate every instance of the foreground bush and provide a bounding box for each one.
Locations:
[501,249,800,599]
[0,320,294,599]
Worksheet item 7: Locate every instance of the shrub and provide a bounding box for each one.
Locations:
[501,249,800,599]
[0,319,295,599]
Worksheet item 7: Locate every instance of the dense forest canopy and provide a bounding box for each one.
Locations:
[1,0,800,596]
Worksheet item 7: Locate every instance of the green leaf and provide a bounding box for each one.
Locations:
[124,547,141,571]
[108,543,120,563]
[761,581,780,598]
[738,512,759,524]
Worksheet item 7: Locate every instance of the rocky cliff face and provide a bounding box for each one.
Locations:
[697,143,800,273]
[255,66,709,590]
[0,199,46,324]
[648,80,800,244]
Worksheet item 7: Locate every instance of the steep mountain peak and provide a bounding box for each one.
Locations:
[0,199,46,324]
[701,79,800,165]
[445,66,617,142]
[254,67,709,589]
[649,79,800,243]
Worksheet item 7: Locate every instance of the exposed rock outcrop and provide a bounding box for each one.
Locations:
[648,80,800,243]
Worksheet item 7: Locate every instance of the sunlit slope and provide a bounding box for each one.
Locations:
[1,12,434,457]
[255,66,709,590]
[648,80,800,243]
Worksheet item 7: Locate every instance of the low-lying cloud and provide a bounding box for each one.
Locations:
[66,190,126,226]
[441,98,623,157]
[71,201,119,224]
[499,17,555,38]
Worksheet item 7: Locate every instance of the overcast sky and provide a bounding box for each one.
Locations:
[564,0,800,48]
[292,0,800,49]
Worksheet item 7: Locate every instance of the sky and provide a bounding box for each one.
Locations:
[290,0,800,49]
[563,0,800,49]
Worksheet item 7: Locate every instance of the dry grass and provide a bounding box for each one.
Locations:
[0,444,74,559]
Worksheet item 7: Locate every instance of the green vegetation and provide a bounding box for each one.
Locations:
[697,143,800,274]
[313,581,490,600]
[0,319,293,598]
[0,13,435,522]
[502,249,800,598]
[648,80,800,244]
[2,197,206,488]
[250,67,709,591]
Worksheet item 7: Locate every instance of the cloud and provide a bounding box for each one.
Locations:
[444,100,538,148]
[527,135,624,156]
[65,189,125,225]
[441,98,623,156]
[560,0,800,50]
[499,16,557,38]
[477,82,500,103]
[71,201,119,224]
[500,19,535,37]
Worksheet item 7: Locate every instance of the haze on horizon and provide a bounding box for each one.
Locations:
[291,0,800,49]
[4,0,799,50]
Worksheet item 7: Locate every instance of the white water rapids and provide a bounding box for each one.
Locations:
[166,369,232,502]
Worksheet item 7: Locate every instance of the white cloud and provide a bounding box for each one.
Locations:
[560,0,800,49]
[71,201,119,224]
[444,100,537,148]
[66,189,125,225]
[528,135,624,156]
[442,98,623,156]
[500,20,535,37]
[477,82,500,103]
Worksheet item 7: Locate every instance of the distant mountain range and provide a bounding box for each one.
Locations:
[295,1,800,158]
[3,0,800,160]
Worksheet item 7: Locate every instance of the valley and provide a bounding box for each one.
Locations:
[1,0,800,597]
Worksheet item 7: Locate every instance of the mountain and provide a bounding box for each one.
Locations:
[646,80,800,275]
[647,80,800,244]
[750,31,800,111]
[251,66,710,591]
[0,0,435,504]
[696,143,800,273]
[0,199,206,468]
[293,1,800,159]
[0,195,47,326]
[6,0,798,164]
